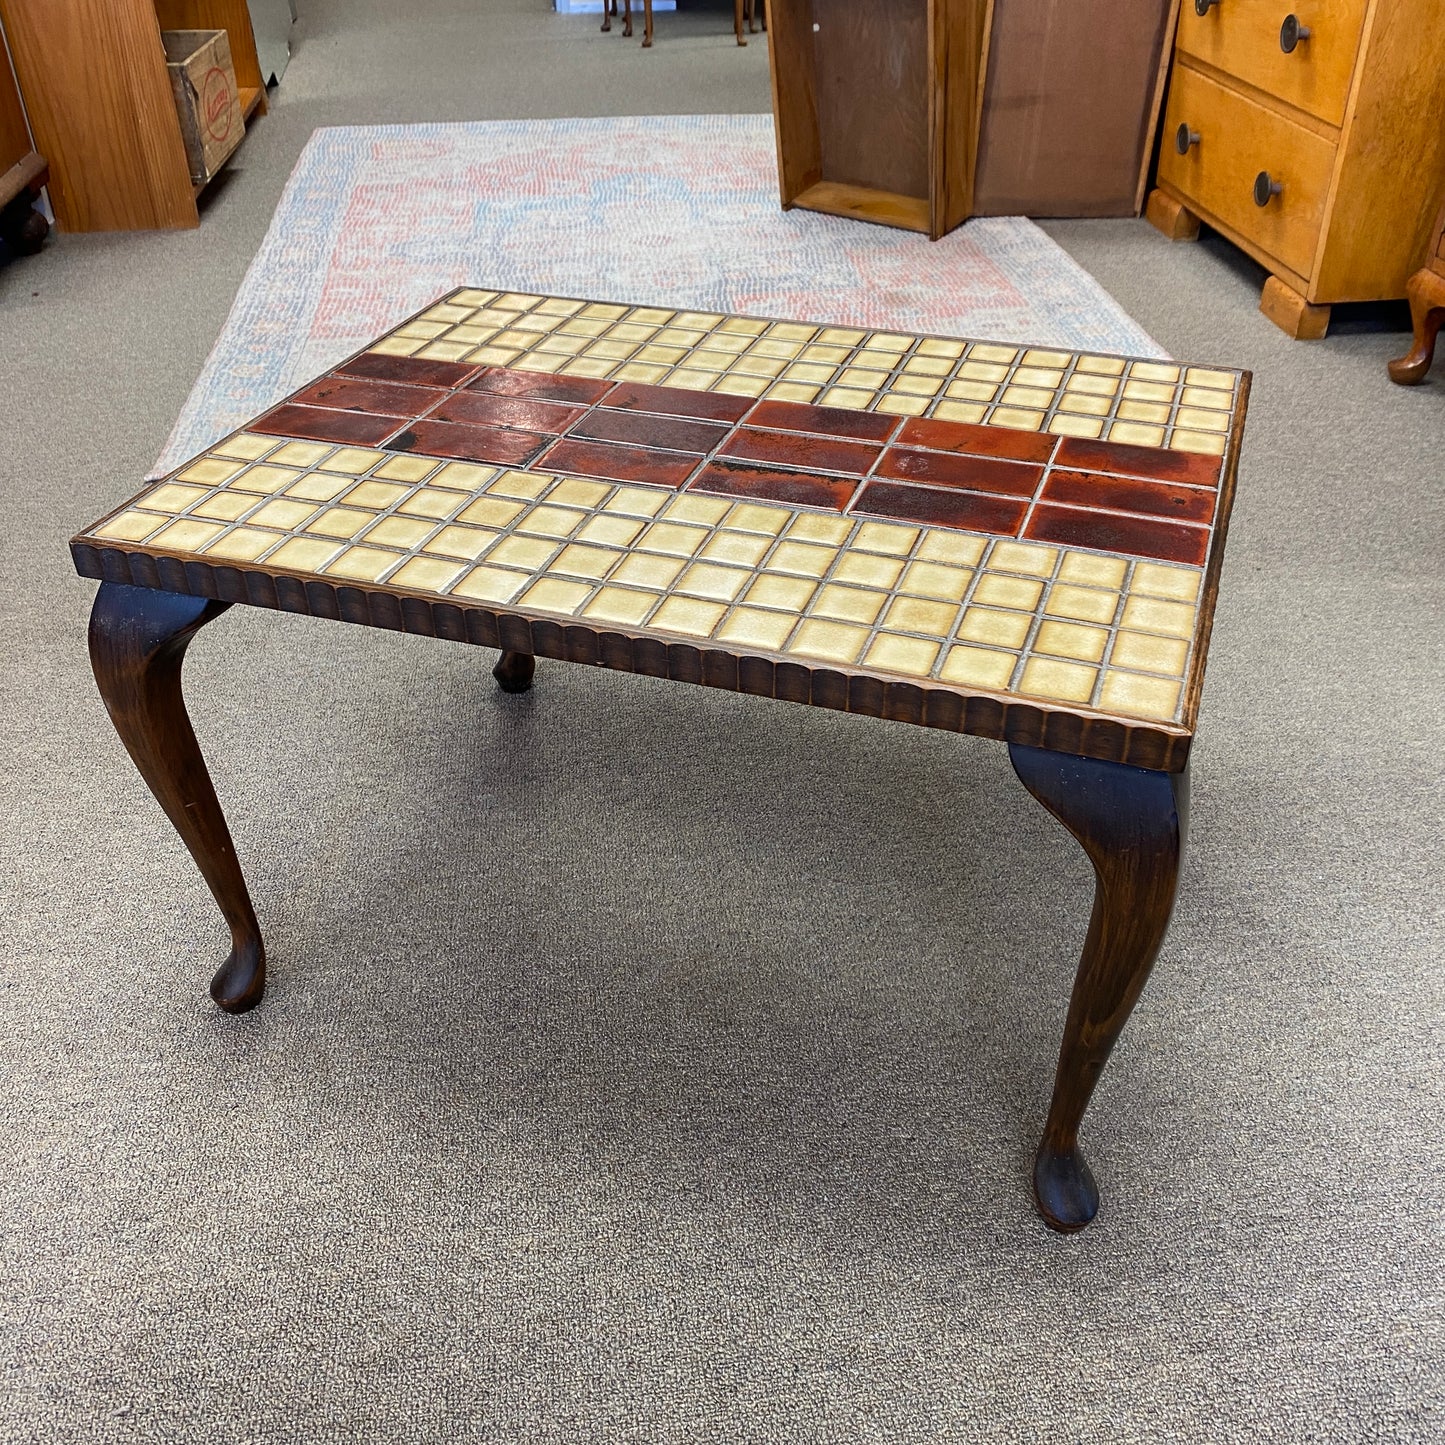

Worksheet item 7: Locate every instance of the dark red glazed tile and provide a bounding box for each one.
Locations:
[691,460,858,512]
[569,408,728,454]
[1055,436,1223,488]
[855,481,1027,535]
[1042,469,1217,526]
[390,419,552,467]
[603,381,754,423]
[720,428,882,476]
[1026,504,1210,566]
[252,404,404,446]
[876,448,1041,497]
[896,416,1057,463]
[466,368,614,405]
[432,391,584,433]
[290,376,443,417]
[746,399,899,443]
[536,437,699,488]
[335,353,479,389]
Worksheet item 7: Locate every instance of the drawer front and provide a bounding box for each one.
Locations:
[1160,63,1337,278]
[1177,0,1368,127]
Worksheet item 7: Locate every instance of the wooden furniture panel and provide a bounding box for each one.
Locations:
[767,0,991,240]
[1158,64,1335,280]
[973,0,1177,218]
[1148,0,1445,337]
[0,14,47,252]
[1176,0,1368,127]
[0,0,264,232]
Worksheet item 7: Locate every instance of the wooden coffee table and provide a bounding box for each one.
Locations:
[72,289,1248,1231]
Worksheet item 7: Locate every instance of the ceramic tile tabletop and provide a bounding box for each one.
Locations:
[73,288,1248,747]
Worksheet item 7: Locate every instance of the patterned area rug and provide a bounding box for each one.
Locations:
[154,115,1163,476]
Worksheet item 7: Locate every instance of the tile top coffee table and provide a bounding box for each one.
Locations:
[73,288,1248,1232]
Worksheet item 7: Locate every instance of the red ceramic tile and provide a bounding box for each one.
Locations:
[720,427,882,475]
[896,416,1058,463]
[391,419,552,467]
[1055,436,1223,488]
[1026,504,1210,566]
[875,448,1042,497]
[603,381,754,423]
[290,376,444,417]
[335,353,480,389]
[432,391,585,433]
[691,460,858,512]
[536,437,700,488]
[746,399,899,443]
[569,408,729,454]
[251,404,404,447]
[854,480,1027,535]
[466,368,614,405]
[1042,469,1217,526]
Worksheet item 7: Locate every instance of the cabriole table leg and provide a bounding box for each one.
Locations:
[492,651,535,693]
[1009,745,1189,1232]
[88,583,266,1013]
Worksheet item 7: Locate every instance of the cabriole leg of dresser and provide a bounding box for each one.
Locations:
[1145,189,1200,243]
[1387,266,1445,385]
[1260,275,1330,340]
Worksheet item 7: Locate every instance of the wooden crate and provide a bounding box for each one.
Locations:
[162,29,243,185]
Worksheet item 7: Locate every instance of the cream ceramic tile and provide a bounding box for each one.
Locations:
[768,382,822,403]
[517,504,586,539]
[1129,361,1181,384]
[1035,620,1109,664]
[211,433,276,462]
[915,530,986,567]
[900,561,972,602]
[854,521,918,556]
[1170,429,1227,456]
[666,493,732,527]
[143,483,209,513]
[1110,630,1189,676]
[150,518,227,551]
[1108,421,1166,447]
[832,551,905,590]
[397,487,467,520]
[1175,406,1230,433]
[973,573,1044,611]
[578,513,647,548]
[812,584,886,625]
[304,507,374,540]
[248,499,319,531]
[231,464,303,495]
[1184,367,1235,390]
[650,595,728,637]
[583,586,659,627]
[458,496,525,529]
[604,485,670,518]
[875,394,930,417]
[785,513,853,546]
[424,525,499,561]
[1099,670,1181,721]
[1180,385,1232,411]
[933,399,988,424]
[715,607,796,651]
[288,472,360,504]
[612,552,687,590]
[940,645,1016,690]
[451,565,530,604]
[326,546,405,583]
[390,556,467,593]
[639,522,709,558]
[193,491,258,522]
[177,458,244,486]
[1049,414,1105,439]
[725,502,790,535]
[489,534,559,571]
[1019,657,1097,704]
[258,537,339,569]
[1132,562,1202,602]
[959,607,1031,649]
[990,408,1044,431]
[1058,553,1127,589]
[346,480,412,510]
[1065,372,1120,397]
[269,441,333,468]
[365,515,434,549]
[202,527,277,562]
[700,530,772,568]
[677,562,750,602]
[1117,400,1171,425]
[746,574,817,611]
[884,595,958,636]
[866,633,940,677]
[968,343,1018,364]
[1120,594,1196,638]
[549,477,612,509]
[788,619,867,665]
[1046,582,1120,625]
[1074,355,1126,377]
[550,544,622,580]
[520,576,592,614]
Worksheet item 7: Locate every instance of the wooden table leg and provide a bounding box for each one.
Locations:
[735,0,746,44]
[89,583,266,1013]
[492,651,535,693]
[1387,266,1445,384]
[1009,745,1188,1232]
[641,0,653,47]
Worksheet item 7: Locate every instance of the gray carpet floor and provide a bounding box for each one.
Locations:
[2,1,1442,1439]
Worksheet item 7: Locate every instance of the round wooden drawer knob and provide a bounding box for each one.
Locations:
[1280,14,1312,51]
[1254,171,1284,206]
[1176,124,1201,155]
[1195,0,1221,14]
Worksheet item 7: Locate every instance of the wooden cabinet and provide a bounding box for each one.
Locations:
[766,0,991,240]
[0,0,266,232]
[1147,0,1445,338]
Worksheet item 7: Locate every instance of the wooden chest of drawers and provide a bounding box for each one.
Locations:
[1146,0,1445,338]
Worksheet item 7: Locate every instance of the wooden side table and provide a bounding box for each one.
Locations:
[72,289,1248,1232]
[1388,196,1445,385]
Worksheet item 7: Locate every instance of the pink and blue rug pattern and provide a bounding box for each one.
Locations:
[155,115,1164,476]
